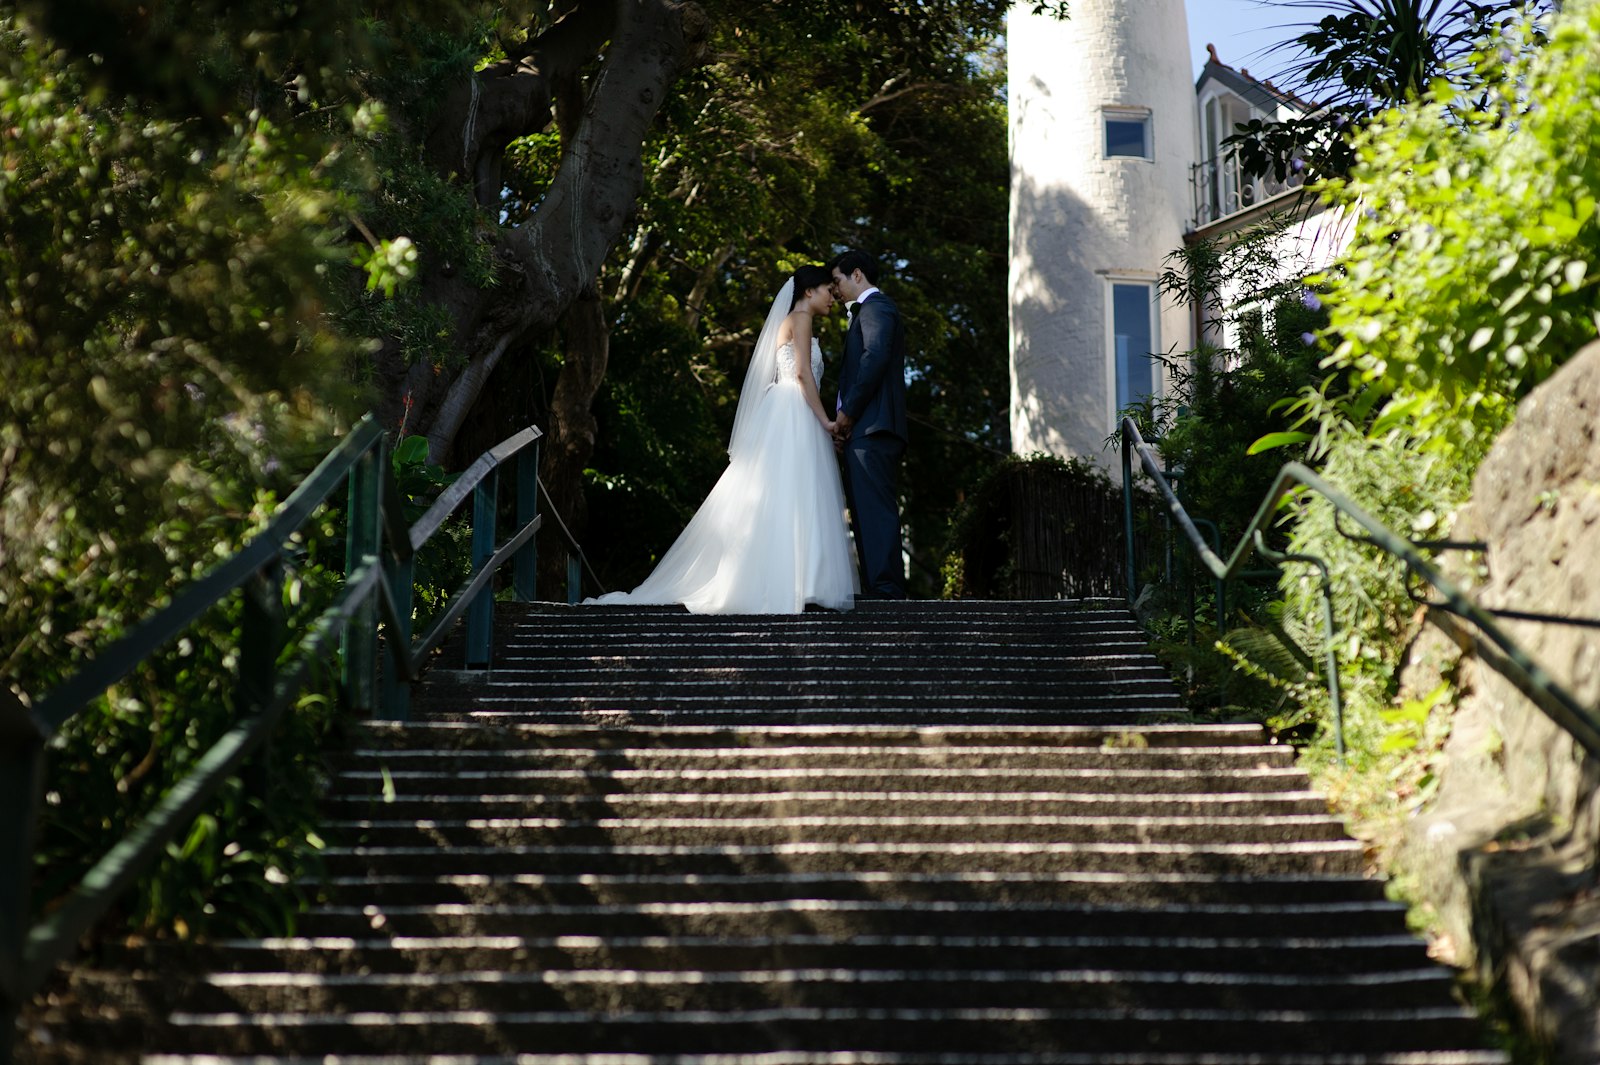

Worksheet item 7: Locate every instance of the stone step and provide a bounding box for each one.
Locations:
[416,701,1191,721]
[491,633,1156,654]
[318,813,1353,849]
[349,721,1264,750]
[475,655,1165,675]
[130,932,1435,976]
[318,838,1367,879]
[152,966,1461,1015]
[450,634,1164,655]
[432,684,1184,700]
[289,897,1401,940]
[509,604,1139,625]
[97,599,1504,1064]
[419,703,1196,722]
[431,677,1183,699]
[329,744,1295,773]
[150,1006,1492,1056]
[311,870,1386,908]
[321,789,1329,821]
[329,765,1315,798]
[142,1053,1512,1065]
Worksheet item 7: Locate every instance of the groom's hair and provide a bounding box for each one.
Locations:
[830,250,879,285]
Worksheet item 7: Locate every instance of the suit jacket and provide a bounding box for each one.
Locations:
[838,292,908,442]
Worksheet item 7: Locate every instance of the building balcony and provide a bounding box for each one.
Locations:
[1190,152,1304,230]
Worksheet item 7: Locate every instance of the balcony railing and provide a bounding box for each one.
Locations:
[1191,151,1304,228]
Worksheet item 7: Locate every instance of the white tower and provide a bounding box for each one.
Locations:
[1008,0,1196,464]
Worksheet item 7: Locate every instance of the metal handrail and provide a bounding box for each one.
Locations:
[1120,417,1600,762]
[1,416,545,1061]
[537,474,608,603]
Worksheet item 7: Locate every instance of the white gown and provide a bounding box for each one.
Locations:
[588,339,858,613]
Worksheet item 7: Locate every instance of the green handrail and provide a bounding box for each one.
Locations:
[1119,416,1600,762]
[1,415,546,1062]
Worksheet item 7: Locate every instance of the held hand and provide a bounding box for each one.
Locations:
[831,411,853,454]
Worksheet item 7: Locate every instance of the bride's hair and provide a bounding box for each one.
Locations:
[789,264,832,310]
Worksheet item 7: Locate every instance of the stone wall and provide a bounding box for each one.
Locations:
[1398,339,1600,1063]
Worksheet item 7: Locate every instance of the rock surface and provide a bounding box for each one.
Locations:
[1400,339,1600,1064]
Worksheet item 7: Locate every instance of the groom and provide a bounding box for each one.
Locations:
[830,250,908,600]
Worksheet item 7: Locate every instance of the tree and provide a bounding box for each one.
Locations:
[1229,0,1552,186]
[472,2,1027,594]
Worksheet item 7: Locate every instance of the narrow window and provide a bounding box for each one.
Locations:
[1112,282,1158,414]
[1103,110,1151,159]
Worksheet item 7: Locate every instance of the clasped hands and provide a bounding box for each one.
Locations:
[831,411,854,454]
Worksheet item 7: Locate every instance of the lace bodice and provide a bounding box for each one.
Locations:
[775,339,824,386]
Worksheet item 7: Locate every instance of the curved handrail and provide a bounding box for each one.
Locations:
[1120,417,1600,760]
[1,416,546,1052]
[31,420,386,736]
[536,474,608,598]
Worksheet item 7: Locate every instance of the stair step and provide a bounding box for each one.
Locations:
[349,722,1270,749]
[140,1049,1510,1055]
[318,838,1368,878]
[419,703,1196,722]
[318,813,1352,848]
[151,1006,1492,1056]
[70,600,1499,1063]
[161,966,1460,1014]
[290,897,1401,939]
[311,870,1386,907]
[330,765,1315,798]
[140,932,1436,976]
[330,745,1294,772]
[322,790,1329,820]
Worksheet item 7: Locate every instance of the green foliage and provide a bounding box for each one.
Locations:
[1274,0,1600,756]
[940,453,1127,600]
[389,436,472,626]
[1128,217,1330,547]
[1307,2,1600,460]
[0,14,374,942]
[1228,0,1550,187]
[536,3,1017,596]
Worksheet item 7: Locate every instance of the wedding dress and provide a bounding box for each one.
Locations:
[588,281,857,614]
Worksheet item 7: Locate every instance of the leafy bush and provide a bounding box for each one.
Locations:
[0,19,366,942]
[941,453,1131,600]
[1279,0,1600,758]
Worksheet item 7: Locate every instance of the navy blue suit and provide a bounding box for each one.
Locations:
[837,292,908,599]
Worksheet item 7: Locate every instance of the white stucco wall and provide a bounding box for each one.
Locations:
[1009,0,1196,466]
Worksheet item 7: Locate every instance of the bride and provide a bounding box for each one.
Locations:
[587,265,858,613]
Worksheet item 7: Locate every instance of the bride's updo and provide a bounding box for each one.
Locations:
[789,264,832,309]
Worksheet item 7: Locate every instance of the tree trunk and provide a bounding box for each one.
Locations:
[540,283,610,595]
[370,0,707,467]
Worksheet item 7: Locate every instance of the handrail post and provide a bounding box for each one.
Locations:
[1320,576,1345,762]
[377,450,416,722]
[1,690,45,1065]
[236,560,287,794]
[1121,422,1137,605]
[466,474,498,670]
[567,555,582,606]
[342,440,382,715]
[380,552,415,723]
[514,444,539,603]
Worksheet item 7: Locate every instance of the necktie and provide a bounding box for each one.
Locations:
[847,302,860,319]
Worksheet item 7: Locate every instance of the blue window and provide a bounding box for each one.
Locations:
[1104,113,1150,158]
[1112,283,1157,414]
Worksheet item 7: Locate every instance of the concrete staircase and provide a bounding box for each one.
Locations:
[131,600,1503,1063]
